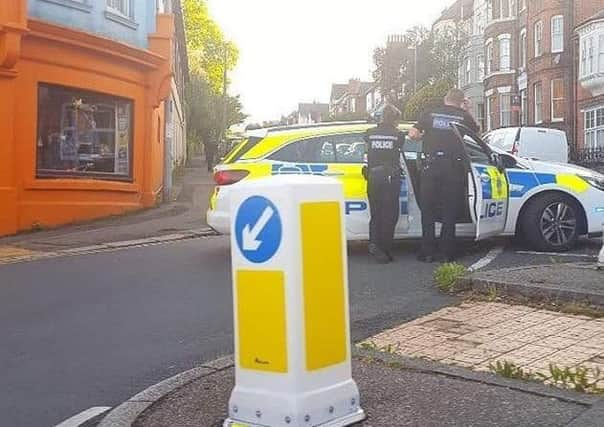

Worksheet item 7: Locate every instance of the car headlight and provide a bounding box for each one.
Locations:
[579,174,604,191]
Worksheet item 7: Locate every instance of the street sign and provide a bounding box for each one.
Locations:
[234,195,282,264]
[226,175,365,427]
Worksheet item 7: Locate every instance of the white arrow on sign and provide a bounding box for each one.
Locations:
[242,206,275,251]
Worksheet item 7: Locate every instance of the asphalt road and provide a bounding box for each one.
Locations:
[0,235,600,426]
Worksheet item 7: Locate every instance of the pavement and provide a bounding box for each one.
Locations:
[101,352,604,427]
[365,301,604,380]
[0,156,214,257]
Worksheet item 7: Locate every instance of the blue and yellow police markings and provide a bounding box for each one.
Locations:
[505,170,591,199]
[474,165,508,220]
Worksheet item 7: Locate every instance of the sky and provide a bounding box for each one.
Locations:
[206,0,452,123]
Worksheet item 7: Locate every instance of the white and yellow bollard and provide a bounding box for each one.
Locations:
[225,175,365,427]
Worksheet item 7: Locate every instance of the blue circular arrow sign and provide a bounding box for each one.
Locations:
[235,196,282,263]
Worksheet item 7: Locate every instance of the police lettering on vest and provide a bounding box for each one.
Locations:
[363,126,404,170]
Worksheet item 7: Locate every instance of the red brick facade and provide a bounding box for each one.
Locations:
[525,0,573,138]
[573,1,604,151]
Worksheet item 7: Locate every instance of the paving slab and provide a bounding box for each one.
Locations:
[363,302,604,380]
[133,358,594,427]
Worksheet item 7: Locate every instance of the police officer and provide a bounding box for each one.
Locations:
[408,88,479,263]
[364,104,405,264]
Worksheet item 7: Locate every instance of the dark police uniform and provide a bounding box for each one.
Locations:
[363,124,405,259]
[413,105,479,260]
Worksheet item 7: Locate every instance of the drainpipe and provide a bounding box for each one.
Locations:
[163,96,173,202]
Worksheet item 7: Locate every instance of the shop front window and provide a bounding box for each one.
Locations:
[36,84,133,180]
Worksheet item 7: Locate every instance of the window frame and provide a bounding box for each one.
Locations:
[500,94,512,127]
[519,28,527,69]
[106,0,132,19]
[477,54,485,80]
[36,82,134,182]
[534,82,543,124]
[520,89,528,125]
[534,20,543,57]
[551,15,564,54]
[584,106,604,149]
[499,34,511,71]
[550,78,565,122]
[267,133,367,165]
[486,40,494,75]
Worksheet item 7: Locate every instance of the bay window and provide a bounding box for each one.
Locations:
[585,107,604,149]
[36,84,133,180]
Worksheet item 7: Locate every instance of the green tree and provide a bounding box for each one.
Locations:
[183,0,246,155]
[404,79,455,121]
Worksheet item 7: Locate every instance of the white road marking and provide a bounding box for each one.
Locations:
[468,246,504,272]
[516,251,596,258]
[54,406,111,427]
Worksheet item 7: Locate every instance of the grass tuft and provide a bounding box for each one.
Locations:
[434,262,467,292]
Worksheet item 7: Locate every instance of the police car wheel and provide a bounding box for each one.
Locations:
[521,193,579,252]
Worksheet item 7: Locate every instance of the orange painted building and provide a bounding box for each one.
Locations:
[0,0,175,236]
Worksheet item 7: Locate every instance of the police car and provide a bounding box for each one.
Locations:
[207,122,604,252]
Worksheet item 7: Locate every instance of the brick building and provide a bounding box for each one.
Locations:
[575,5,604,154]
[456,0,604,155]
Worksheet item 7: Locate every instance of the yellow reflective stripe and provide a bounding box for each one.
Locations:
[556,174,590,193]
[487,167,508,200]
[236,270,288,373]
[300,201,347,371]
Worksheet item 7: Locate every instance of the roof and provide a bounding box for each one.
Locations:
[434,0,472,24]
[360,82,377,96]
[330,84,348,101]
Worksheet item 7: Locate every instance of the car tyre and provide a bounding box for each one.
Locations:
[520,192,580,252]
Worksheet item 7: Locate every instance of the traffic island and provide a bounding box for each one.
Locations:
[457,263,604,308]
[108,354,603,427]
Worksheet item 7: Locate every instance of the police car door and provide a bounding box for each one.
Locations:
[451,124,509,240]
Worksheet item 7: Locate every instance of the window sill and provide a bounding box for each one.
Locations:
[104,10,139,30]
[551,118,565,123]
[485,70,516,79]
[27,174,138,192]
[39,0,92,13]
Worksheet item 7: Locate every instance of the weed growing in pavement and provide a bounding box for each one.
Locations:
[489,360,604,394]
[358,341,400,354]
[489,360,535,381]
[434,263,467,292]
[539,364,604,394]
[486,285,499,302]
